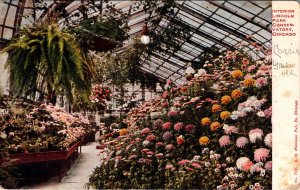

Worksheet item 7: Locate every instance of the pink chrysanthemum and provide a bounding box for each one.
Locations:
[129,154,137,160]
[178,159,190,165]
[168,111,178,118]
[264,106,272,118]
[254,148,270,162]
[264,161,272,171]
[162,91,169,99]
[191,163,202,169]
[224,125,239,135]
[146,134,156,141]
[249,128,264,143]
[256,77,268,88]
[163,131,173,140]
[156,142,163,147]
[155,153,163,157]
[153,119,163,128]
[219,135,231,147]
[236,137,249,148]
[264,133,272,147]
[165,164,174,170]
[165,144,175,151]
[247,65,256,72]
[141,127,151,135]
[174,122,184,131]
[163,122,172,130]
[184,124,196,133]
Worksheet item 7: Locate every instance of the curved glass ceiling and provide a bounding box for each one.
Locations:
[0,0,271,85]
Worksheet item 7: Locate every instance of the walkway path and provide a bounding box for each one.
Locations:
[26,141,100,190]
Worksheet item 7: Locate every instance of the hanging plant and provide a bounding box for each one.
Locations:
[68,18,128,52]
[1,21,95,104]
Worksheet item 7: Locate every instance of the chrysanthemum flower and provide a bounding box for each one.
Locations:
[219,135,231,147]
[264,106,272,118]
[163,131,173,140]
[162,91,169,99]
[264,133,272,147]
[165,164,174,170]
[162,122,172,130]
[236,137,249,148]
[119,128,129,136]
[221,95,232,105]
[191,163,202,169]
[199,136,210,145]
[264,161,272,171]
[249,128,264,143]
[236,157,250,170]
[146,134,156,141]
[224,125,238,135]
[242,161,254,172]
[153,119,163,128]
[254,148,270,162]
[256,77,268,88]
[244,78,256,87]
[167,111,178,118]
[178,159,190,165]
[174,122,184,131]
[210,121,221,131]
[141,127,151,135]
[142,140,150,147]
[185,124,196,133]
[201,117,211,126]
[165,144,175,151]
[176,135,185,145]
[231,70,243,79]
[220,111,231,120]
[211,104,221,112]
[231,89,243,99]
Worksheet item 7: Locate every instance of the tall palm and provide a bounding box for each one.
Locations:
[1,21,95,104]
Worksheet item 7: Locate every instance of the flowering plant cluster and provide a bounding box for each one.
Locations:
[89,84,111,110]
[89,50,272,189]
[0,103,89,154]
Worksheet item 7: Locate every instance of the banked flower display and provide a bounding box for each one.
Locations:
[89,50,272,189]
[0,103,89,154]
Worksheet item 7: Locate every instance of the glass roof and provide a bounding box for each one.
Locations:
[0,0,272,85]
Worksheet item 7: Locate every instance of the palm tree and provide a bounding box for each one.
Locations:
[1,21,95,104]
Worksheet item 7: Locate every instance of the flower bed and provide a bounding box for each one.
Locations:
[0,103,89,154]
[89,50,272,189]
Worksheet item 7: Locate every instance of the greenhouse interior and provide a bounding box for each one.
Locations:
[0,0,272,189]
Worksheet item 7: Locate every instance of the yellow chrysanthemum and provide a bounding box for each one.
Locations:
[244,78,256,87]
[199,136,210,145]
[231,70,243,79]
[210,121,221,131]
[212,104,221,112]
[201,117,211,126]
[221,95,232,105]
[231,89,243,99]
[220,111,231,120]
[119,128,129,136]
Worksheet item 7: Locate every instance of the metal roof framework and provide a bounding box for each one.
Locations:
[0,0,272,85]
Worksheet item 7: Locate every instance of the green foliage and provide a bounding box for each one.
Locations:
[1,21,94,103]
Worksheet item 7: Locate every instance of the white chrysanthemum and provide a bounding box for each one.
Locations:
[264,133,272,147]
[236,157,250,170]
[249,128,264,143]
[142,140,150,147]
[257,111,265,117]
[198,69,207,76]
[250,162,264,174]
